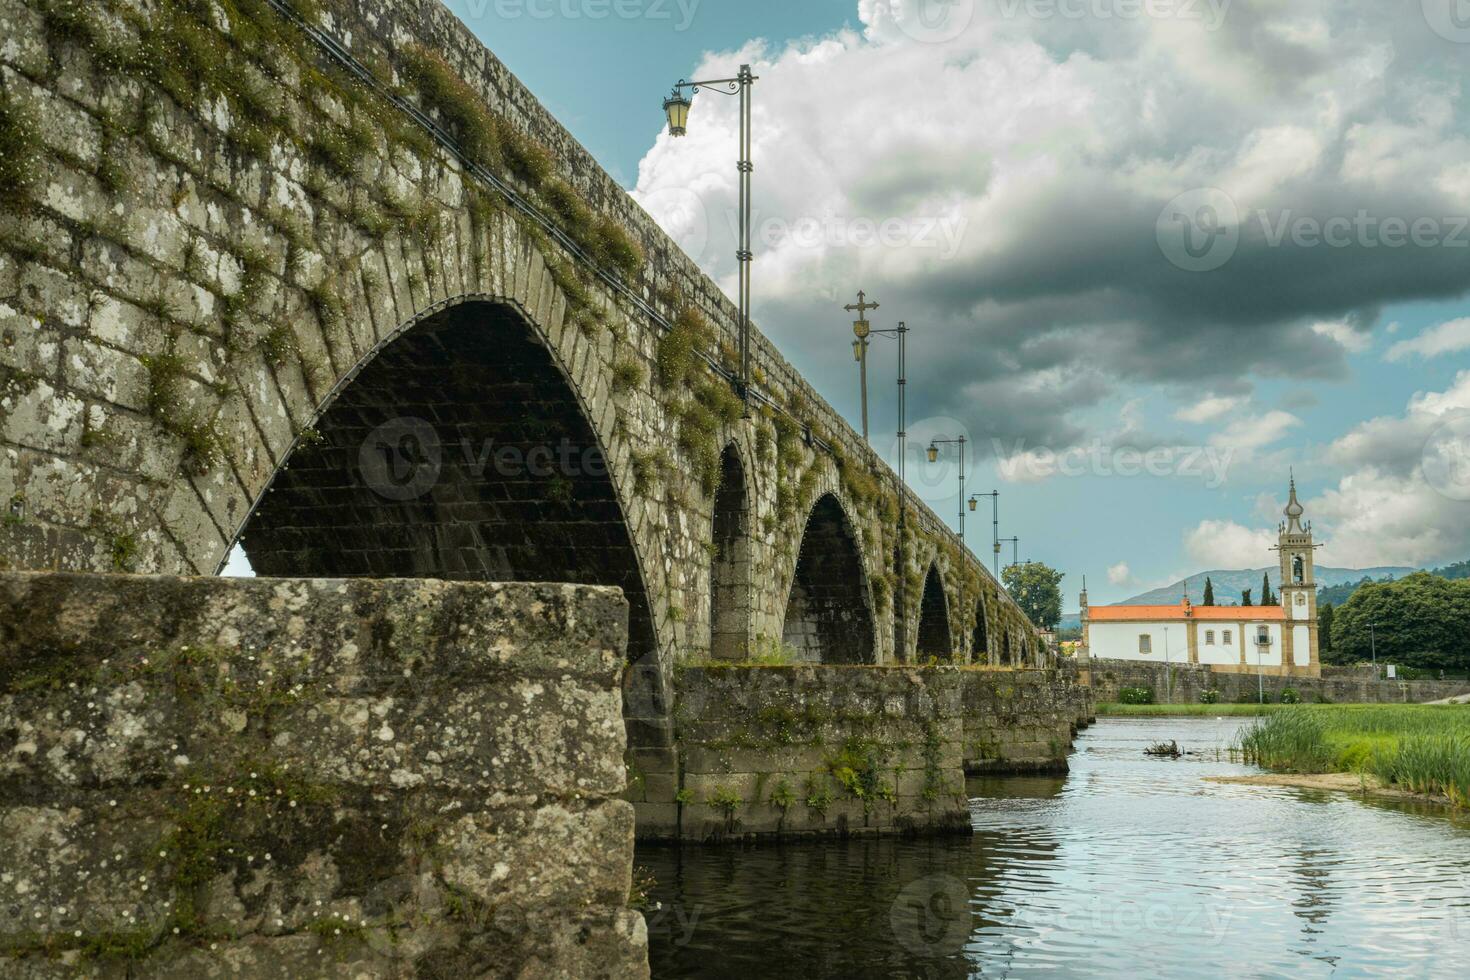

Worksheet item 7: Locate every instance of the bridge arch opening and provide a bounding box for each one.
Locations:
[971,597,989,664]
[1002,630,1013,666]
[709,443,750,660]
[232,298,658,675]
[915,563,952,661]
[781,493,874,664]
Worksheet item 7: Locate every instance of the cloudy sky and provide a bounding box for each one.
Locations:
[458,0,1470,605]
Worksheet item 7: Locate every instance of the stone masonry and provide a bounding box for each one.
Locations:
[0,572,648,978]
[632,664,1094,842]
[1088,657,1470,705]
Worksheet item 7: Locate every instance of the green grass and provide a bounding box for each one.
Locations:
[1098,702,1285,717]
[1236,705,1470,807]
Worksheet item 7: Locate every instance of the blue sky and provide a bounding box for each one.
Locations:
[445,0,1470,607]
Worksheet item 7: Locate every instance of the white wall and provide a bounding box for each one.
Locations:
[1197,624,1240,665]
[1246,623,1283,667]
[1089,622,1188,664]
[1293,624,1311,667]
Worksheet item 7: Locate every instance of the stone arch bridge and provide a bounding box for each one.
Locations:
[0,0,1051,806]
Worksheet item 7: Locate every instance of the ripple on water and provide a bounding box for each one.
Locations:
[639,717,1470,979]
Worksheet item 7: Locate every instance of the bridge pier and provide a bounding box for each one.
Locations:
[0,572,649,978]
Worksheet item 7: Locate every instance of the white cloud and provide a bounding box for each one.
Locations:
[1175,394,1243,424]
[1311,320,1372,354]
[1209,411,1301,454]
[1384,318,1470,362]
[1183,520,1278,570]
[1107,561,1132,586]
[1327,370,1470,475]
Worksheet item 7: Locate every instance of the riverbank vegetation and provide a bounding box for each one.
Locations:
[1236,705,1470,807]
[1097,703,1285,717]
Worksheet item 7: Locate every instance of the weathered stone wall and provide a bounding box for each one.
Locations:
[960,664,1094,774]
[0,572,648,978]
[632,664,1092,842]
[1088,657,1470,705]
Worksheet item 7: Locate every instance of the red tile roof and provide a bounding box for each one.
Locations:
[1087,602,1285,622]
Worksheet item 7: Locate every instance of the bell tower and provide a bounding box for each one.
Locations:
[1273,472,1321,676]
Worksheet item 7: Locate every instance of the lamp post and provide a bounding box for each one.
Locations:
[662,65,757,395]
[969,491,1000,580]
[927,437,967,543]
[844,291,880,440]
[1164,627,1173,704]
[998,536,1019,569]
[1369,621,1378,678]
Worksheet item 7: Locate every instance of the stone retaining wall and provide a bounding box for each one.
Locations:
[632,665,1093,843]
[1088,657,1470,705]
[0,572,648,978]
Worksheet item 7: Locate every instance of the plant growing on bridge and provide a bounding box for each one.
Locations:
[707,785,744,819]
[0,91,40,200]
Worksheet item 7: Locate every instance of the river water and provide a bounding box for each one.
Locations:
[637,716,1470,978]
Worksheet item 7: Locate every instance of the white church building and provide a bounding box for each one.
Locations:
[1081,477,1322,678]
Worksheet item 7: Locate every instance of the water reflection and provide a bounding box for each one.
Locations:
[640,718,1470,978]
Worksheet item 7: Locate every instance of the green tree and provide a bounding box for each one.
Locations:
[1318,602,1334,656]
[1241,588,1253,607]
[1260,572,1275,606]
[1002,561,1064,629]
[1202,576,1215,606]
[1331,572,1470,671]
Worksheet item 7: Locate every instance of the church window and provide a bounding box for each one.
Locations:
[1138,634,1152,654]
[1256,626,1271,646]
[1205,630,1215,645]
[1296,593,1305,605]
[1223,630,1232,644]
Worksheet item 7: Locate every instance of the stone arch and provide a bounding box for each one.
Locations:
[781,492,875,664]
[971,594,989,664]
[915,562,952,661]
[231,294,660,681]
[1002,630,1013,666]
[709,442,751,660]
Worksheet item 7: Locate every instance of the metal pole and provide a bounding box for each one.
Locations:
[1370,622,1377,678]
[897,324,906,484]
[1257,632,1264,705]
[992,492,999,580]
[958,437,966,545]
[859,339,869,440]
[737,65,753,395]
[1165,628,1172,704]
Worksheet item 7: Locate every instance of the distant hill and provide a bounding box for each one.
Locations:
[1118,566,1416,607]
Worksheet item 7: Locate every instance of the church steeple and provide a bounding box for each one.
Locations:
[1283,469,1306,534]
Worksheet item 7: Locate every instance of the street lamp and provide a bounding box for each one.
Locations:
[999,536,1019,573]
[969,491,1000,580]
[927,437,967,542]
[844,291,880,440]
[661,65,758,395]
[1369,621,1378,678]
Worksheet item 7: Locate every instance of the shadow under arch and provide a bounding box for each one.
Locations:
[710,442,751,660]
[971,595,989,663]
[915,562,952,661]
[232,296,659,679]
[781,492,874,664]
